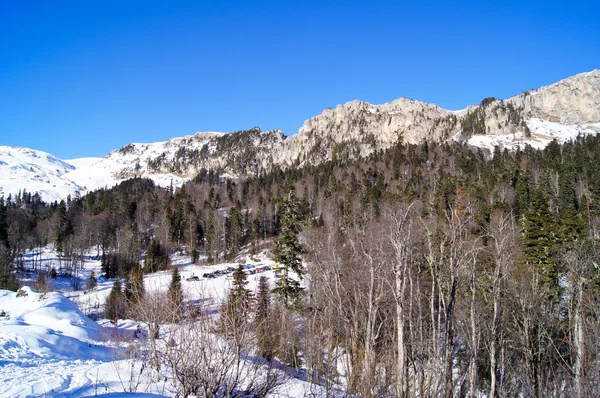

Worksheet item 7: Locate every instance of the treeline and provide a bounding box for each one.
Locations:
[2,133,600,395]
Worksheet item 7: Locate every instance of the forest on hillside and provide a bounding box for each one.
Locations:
[2,135,600,397]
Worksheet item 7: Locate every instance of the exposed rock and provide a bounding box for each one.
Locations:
[3,70,600,201]
[508,69,600,124]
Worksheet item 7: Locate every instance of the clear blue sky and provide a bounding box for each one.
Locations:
[1,1,599,159]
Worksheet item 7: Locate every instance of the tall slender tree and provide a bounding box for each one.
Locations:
[272,190,305,309]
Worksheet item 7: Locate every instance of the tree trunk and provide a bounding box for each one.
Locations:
[574,276,585,398]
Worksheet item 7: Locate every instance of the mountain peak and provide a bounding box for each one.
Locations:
[2,70,600,202]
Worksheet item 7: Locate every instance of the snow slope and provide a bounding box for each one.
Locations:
[0,146,85,203]
[0,134,217,202]
[0,287,113,397]
[0,249,320,397]
[466,118,600,153]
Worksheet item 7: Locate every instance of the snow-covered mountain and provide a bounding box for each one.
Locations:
[0,146,86,203]
[1,70,599,202]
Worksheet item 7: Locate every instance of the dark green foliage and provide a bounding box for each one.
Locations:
[204,208,215,263]
[144,239,170,273]
[461,107,487,136]
[87,270,98,291]
[129,265,145,305]
[0,201,17,290]
[272,191,306,309]
[255,275,276,361]
[0,197,8,244]
[225,202,244,260]
[522,189,559,287]
[102,252,138,279]
[221,265,252,335]
[105,279,127,320]
[168,267,183,316]
[54,200,73,254]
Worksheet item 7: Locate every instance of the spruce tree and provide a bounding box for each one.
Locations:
[168,267,184,318]
[36,272,48,293]
[272,191,305,309]
[255,275,276,361]
[0,200,17,291]
[522,188,559,287]
[88,270,98,291]
[221,265,252,335]
[130,265,145,305]
[105,279,127,320]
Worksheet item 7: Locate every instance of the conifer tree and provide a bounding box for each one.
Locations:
[144,239,169,273]
[130,264,145,304]
[168,267,184,318]
[105,279,127,320]
[205,208,215,263]
[88,270,98,291]
[0,198,16,291]
[221,265,252,335]
[272,190,305,309]
[522,188,559,287]
[36,272,48,293]
[255,275,276,361]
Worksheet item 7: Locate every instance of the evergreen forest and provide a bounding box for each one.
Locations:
[2,135,600,397]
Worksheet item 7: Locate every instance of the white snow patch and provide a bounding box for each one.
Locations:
[467,118,600,153]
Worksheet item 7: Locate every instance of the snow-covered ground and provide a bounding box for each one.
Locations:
[1,248,323,397]
[466,118,600,153]
[0,132,223,203]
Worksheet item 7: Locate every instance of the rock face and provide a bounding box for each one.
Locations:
[509,70,600,124]
[276,99,456,166]
[3,70,600,201]
[66,68,600,178]
[275,70,600,166]
[109,128,287,180]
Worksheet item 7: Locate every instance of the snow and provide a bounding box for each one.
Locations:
[3,115,600,203]
[0,132,223,202]
[0,146,84,203]
[467,118,600,153]
[0,247,322,397]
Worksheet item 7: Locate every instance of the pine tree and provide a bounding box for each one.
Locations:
[272,191,306,309]
[226,203,243,260]
[36,272,48,293]
[221,265,252,336]
[205,208,215,263]
[130,265,145,304]
[0,198,16,291]
[522,188,559,287]
[168,267,184,318]
[0,197,8,244]
[54,200,73,254]
[255,275,276,361]
[144,239,169,273]
[88,270,98,291]
[105,279,127,320]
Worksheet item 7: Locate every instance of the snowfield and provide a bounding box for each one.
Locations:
[0,249,322,397]
[467,118,600,153]
[0,132,224,203]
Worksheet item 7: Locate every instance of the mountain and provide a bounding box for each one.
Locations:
[0,146,85,203]
[1,70,599,202]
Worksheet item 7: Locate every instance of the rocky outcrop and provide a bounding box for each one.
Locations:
[508,69,600,124]
[103,70,600,178]
[5,70,599,202]
[275,98,459,166]
[97,70,600,178]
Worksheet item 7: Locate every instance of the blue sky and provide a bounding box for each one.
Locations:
[1,1,599,159]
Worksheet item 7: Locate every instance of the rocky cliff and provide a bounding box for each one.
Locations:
[3,70,600,201]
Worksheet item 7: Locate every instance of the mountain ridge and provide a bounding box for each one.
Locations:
[2,70,599,202]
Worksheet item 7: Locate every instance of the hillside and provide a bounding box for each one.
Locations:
[1,70,599,202]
